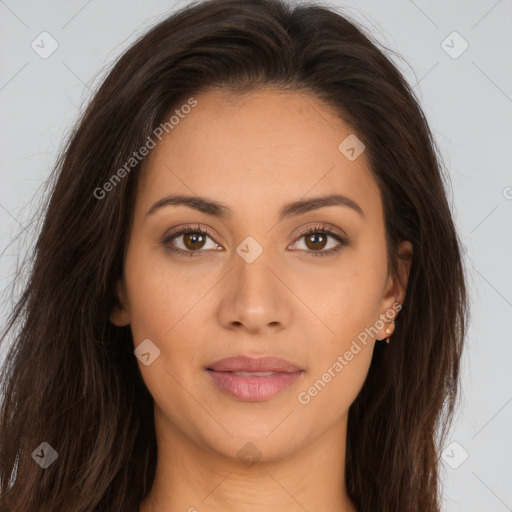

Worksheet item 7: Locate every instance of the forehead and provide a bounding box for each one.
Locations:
[137,87,382,222]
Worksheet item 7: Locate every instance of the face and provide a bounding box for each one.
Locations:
[111,87,412,462]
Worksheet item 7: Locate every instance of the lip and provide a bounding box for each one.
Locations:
[206,355,305,402]
[207,355,303,373]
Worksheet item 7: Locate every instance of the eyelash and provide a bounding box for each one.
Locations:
[161,223,348,258]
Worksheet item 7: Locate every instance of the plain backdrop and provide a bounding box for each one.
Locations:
[0,1,511,511]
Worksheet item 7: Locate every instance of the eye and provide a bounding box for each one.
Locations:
[290,224,348,257]
[161,224,220,258]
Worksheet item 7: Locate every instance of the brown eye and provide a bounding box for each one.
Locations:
[291,225,348,257]
[162,225,220,257]
[304,232,328,251]
[182,232,207,250]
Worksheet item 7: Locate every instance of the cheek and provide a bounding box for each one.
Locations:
[294,252,385,411]
[296,346,373,428]
[304,255,386,333]
[123,245,182,339]
[123,251,204,424]
[123,246,206,377]
[297,293,377,418]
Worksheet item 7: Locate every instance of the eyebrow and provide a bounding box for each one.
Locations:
[147,193,365,221]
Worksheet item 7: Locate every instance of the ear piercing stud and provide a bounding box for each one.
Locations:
[385,319,395,344]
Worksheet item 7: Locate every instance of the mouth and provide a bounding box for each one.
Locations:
[205,355,305,402]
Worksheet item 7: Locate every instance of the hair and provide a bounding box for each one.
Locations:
[0,0,469,510]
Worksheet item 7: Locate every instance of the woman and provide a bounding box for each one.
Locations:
[0,0,469,510]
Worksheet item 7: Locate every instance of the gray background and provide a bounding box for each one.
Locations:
[1,1,511,510]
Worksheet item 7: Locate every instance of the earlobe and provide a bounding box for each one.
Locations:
[110,279,130,326]
[377,240,413,341]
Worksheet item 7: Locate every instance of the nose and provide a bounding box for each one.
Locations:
[216,246,292,335]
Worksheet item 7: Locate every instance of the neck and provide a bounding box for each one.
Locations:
[140,406,357,512]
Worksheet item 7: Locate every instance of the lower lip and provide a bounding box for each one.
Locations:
[206,370,304,402]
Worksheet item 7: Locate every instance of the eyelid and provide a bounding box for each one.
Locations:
[163,223,219,242]
[291,222,347,241]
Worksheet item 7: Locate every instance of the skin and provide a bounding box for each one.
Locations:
[110,87,413,512]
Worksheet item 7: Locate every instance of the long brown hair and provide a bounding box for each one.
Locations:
[0,0,469,510]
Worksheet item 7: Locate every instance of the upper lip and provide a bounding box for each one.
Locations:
[207,355,303,373]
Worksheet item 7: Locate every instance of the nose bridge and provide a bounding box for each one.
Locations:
[219,238,290,332]
[235,241,277,308]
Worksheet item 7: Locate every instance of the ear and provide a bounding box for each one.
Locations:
[110,278,130,326]
[376,240,413,339]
